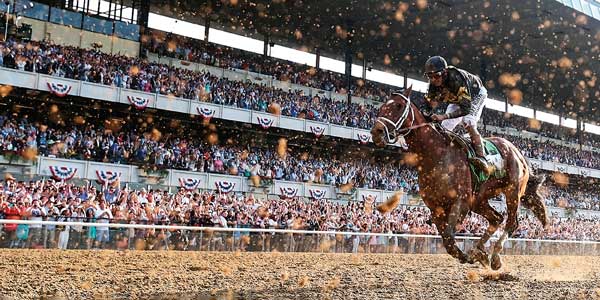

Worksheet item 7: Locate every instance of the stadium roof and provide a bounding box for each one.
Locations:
[142,0,600,123]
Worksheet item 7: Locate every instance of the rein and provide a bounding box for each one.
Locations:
[397,122,431,134]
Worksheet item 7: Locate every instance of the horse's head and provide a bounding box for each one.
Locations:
[370,85,415,147]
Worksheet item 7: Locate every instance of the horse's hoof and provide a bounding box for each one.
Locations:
[491,253,502,270]
[469,248,490,267]
[459,253,475,264]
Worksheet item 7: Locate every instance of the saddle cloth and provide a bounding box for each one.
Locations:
[441,127,507,188]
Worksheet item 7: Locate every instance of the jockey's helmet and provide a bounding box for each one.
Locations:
[424,56,448,74]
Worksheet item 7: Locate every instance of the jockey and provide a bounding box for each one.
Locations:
[424,56,493,176]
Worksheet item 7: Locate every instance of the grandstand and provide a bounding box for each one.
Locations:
[0,0,600,298]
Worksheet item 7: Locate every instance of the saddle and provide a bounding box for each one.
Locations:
[433,123,507,188]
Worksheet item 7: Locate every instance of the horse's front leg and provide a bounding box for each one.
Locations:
[434,200,473,264]
[468,183,506,267]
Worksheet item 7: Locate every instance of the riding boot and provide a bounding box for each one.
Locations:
[467,128,494,176]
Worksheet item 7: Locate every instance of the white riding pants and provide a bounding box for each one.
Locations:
[441,86,487,131]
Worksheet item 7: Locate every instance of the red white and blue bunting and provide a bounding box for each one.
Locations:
[197,107,216,120]
[308,188,327,200]
[357,133,371,144]
[215,181,236,194]
[127,95,150,110]
[179,178,201,191]
[257,116,274,129]
[309,126,325,138]
[280,187,299,199]
[49,166,77,181]
[95,170,121,185]
[47,82,72,97]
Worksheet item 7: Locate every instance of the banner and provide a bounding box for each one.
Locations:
[47,82,72,97]
[310,126,325,138]
[280,187,299,198]
[179,178,201,191]
[197,107,216,120]
[357,133,371,144]
[95,170,121,185]
[49,166,77,181]
[257,116,275,129]
[215,181,236,193]
[127,95,150,110]
[308,188,327,200]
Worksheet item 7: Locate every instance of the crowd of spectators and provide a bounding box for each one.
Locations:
[142,30,394,102]
[1,112,598,210]
[0,113,419,193]
[1,38,379,130]
[1,38,598,149]
[542,184,600,211]
[1,179,599,252]
[2,38,598,168]
[1,37,600,232]
[143,31,600,151]
[482,110,600,150]
[483,129,600,169]
[145,32,600,152]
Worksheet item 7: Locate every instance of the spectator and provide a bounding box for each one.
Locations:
[94,200,113,248]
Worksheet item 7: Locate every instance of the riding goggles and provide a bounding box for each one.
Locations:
[425,71,443,80]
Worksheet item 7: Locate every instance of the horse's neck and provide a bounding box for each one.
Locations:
[405,125,451,167]
[400,102,454,168]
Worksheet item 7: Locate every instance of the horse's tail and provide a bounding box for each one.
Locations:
[521,171,549,227]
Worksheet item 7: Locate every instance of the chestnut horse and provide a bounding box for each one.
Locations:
[371,87,548,269]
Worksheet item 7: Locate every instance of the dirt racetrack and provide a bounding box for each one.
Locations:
[0,250,599,300]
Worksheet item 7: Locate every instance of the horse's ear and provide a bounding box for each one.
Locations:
[404,85,413,98]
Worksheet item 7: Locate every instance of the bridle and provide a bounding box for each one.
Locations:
[375,93,429,145]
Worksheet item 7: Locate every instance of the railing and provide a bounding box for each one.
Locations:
[1,220,598,256]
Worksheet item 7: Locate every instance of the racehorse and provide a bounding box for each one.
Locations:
[370,87,548,269]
